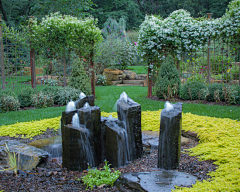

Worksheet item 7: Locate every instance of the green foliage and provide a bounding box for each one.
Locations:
[29,12,103,56]
[206,83,224,101]
[81,160,121,189]
[180,81,207,100]
[0,0,94,27]
[69,58,91,95]
[96,75,107,86]
[94,17,138,70]
[17,87,35,107]
[233,85,240,104]
[0,96,20,113]
[91,0,144,30]
[54,87,80,105]
[31,91,54,108]
[4,143,18,176]
[0,90,16,98]
[155,56,181,99]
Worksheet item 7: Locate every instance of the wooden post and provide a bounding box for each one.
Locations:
[29,16,36,88]
[207,13,212,84]
[90,44,95,99]
[147,64,152,98]
[0,14,5,90]
[30,48,36,88]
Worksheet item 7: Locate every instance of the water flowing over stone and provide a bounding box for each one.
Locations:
[61,93,143,171]
[62,124,95,170]
[158,102,182,170]
[117,92,143,161]
[78,106,101,165]
[65,100,76,112]
[104,119,129,167]
[79,92,86,99]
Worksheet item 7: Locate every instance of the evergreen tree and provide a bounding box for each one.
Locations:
[69,58,91,96]
[155,56,181,99]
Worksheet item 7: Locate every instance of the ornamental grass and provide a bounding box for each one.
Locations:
[0,111,239,191]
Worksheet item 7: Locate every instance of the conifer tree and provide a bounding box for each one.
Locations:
[155,55,181,99]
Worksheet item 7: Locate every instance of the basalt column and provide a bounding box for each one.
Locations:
[117,97,142,161]
[61,110,77,169]
[158,102,182,170]
[104,119,128,167]
[62,124,94,171]
[78,106,101,166]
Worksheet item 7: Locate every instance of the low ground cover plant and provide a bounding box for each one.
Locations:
[79,160,121,189]
[0,110,239,191]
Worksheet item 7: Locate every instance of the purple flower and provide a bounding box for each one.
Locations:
[118,63,121,64]
[134,42,137,46]
[108,25,110,28]
[114,26,116,29]
[5,82,8,84]
[115,36,117,38]
[109,29,111,32]
[120,30,122,33]
[102,29,105,33]
[112,52,113,54]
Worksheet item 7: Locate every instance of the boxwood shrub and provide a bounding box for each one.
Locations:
[179,81,207,100]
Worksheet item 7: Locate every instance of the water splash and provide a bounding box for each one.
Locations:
[119,91,128,103]
[66,100,76,112]
[72,113,80,127]
[83,102,91,110]
[164,101,174,112]
[79,92,86,99]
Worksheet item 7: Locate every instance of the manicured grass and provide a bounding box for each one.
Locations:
[0,85,239,126]
[126,66,147,74]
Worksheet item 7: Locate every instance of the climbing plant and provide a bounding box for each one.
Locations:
[137,0,240,97]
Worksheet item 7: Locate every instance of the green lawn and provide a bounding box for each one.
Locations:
[126,66,147,74]
[0,85,239,126]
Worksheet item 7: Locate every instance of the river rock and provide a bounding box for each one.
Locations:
[115,170,197,192]
[0,140,49,170]
[123,70,137,80]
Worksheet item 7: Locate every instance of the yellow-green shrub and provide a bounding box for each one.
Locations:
[0,117,61,139]
[0,111,239,191]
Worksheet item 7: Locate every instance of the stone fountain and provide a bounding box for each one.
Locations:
[61,92,143,171]
[158,101,182,170]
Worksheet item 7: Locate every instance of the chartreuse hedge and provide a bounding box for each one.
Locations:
[0,111,239,191]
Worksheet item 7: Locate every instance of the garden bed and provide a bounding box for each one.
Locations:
[0,132,216,192]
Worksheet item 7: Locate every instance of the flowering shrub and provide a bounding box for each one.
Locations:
[29,12,103,56]
[138,0,240,63]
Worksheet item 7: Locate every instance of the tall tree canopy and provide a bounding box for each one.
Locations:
[0,0,94,27]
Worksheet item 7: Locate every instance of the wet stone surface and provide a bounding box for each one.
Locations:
[116,170,197,192]
[0,132,217,191]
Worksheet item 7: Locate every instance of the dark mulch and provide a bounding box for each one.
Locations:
[0,131,217,192]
